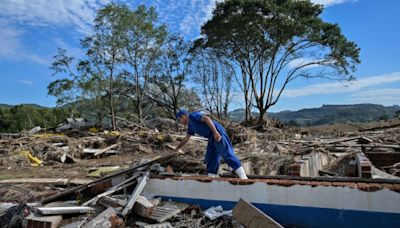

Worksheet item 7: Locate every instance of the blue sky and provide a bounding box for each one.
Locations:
[0,0,399,112]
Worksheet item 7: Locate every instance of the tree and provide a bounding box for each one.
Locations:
[49,4,129,130]
[197,0,360,124]
[146,35,195,118]
[192,49,234,119]
[121,5,167,120]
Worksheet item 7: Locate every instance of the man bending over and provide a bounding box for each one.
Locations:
[175,108,248,179]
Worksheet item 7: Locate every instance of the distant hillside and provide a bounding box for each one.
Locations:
[229,104,400,126]
[228,109,259,122]
[0,103,48,109]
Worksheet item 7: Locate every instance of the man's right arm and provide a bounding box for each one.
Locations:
[175,134,191,151]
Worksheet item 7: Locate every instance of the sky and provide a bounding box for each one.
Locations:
[0,0,399,112]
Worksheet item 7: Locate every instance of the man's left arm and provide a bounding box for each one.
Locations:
[201,115,222,142]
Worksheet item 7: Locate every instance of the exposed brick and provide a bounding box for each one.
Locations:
[265,179,281,185]
[319,181,332,187]
[331,182,356,188]
[368,183,383,192]
[297,180,311,185]
[356,183,369,191]
[392,184,400,192]
[381,183,394,190]
[278,179,297,187]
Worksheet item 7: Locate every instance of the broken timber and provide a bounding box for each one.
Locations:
[233,198,283,228]
[41,153,177,204]
[0,178,90,185]
[83,207,124,228]
[121,172,149,216]
[94,143,119,156]
[83,173,140,206]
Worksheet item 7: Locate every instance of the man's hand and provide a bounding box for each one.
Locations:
[214,131,222,142]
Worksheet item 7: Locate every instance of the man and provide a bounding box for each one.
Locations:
[174,108,248,179]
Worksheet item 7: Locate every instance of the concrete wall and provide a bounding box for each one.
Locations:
[290,152,330,177]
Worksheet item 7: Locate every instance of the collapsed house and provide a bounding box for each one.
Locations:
[0,119,399,227]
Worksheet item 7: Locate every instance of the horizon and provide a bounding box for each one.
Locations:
[1,0,400,112]
[1,102,398,114]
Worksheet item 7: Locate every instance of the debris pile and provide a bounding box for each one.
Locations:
[0,118,400,227]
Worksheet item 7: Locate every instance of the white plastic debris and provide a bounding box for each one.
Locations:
[203,205,232,220]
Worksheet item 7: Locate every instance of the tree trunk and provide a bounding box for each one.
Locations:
[110,108,116,131]
[258,107,266,124]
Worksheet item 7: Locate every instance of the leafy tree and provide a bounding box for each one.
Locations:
[49,4,129,130]
[146,35,194,118]
[120,5,167,119]
[0,105,71,132]
[196,0,360,124]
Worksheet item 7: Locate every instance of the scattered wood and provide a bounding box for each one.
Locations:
[60,218,88,228]
[233,198,283,228]
[133,196,154,217]
[83,173,139,206]
[121,172,149,216]
[82,207,124,228]
[25,214,62,228]
[0,178,90,186]
[41,153,176,204]
[135,221,173,228]
[138,145,153,154]
[319,169,339,176]
[94,143,119,156]
[99,196,127,208]
[87,166,126,178]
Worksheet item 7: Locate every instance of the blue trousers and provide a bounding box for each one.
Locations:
[205,127,241,174]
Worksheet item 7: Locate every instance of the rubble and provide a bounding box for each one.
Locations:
[0,119,399,227]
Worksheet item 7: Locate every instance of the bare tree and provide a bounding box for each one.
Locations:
[193,50,234,119]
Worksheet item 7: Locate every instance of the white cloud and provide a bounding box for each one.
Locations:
[282,72,400,98]
[350,88,400,106]
[178,0,219,36]
[16,79,34,86]
[288,57,326,69]
[311,0,357,7]
[0,20,49,65]
[0,0,110,34]
[0,0,111,64]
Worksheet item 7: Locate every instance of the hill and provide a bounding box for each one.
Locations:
[0,103,48,109]
[229,104,400,126]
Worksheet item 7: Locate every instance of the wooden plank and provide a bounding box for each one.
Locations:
[83,174,139,206]
[41,153,176,204]
[233,198,283,228]
[133,196,154,217]
[82,207,123,228]
[121,173,149,216]
[94,143,119,156]
[0,178,91,186]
